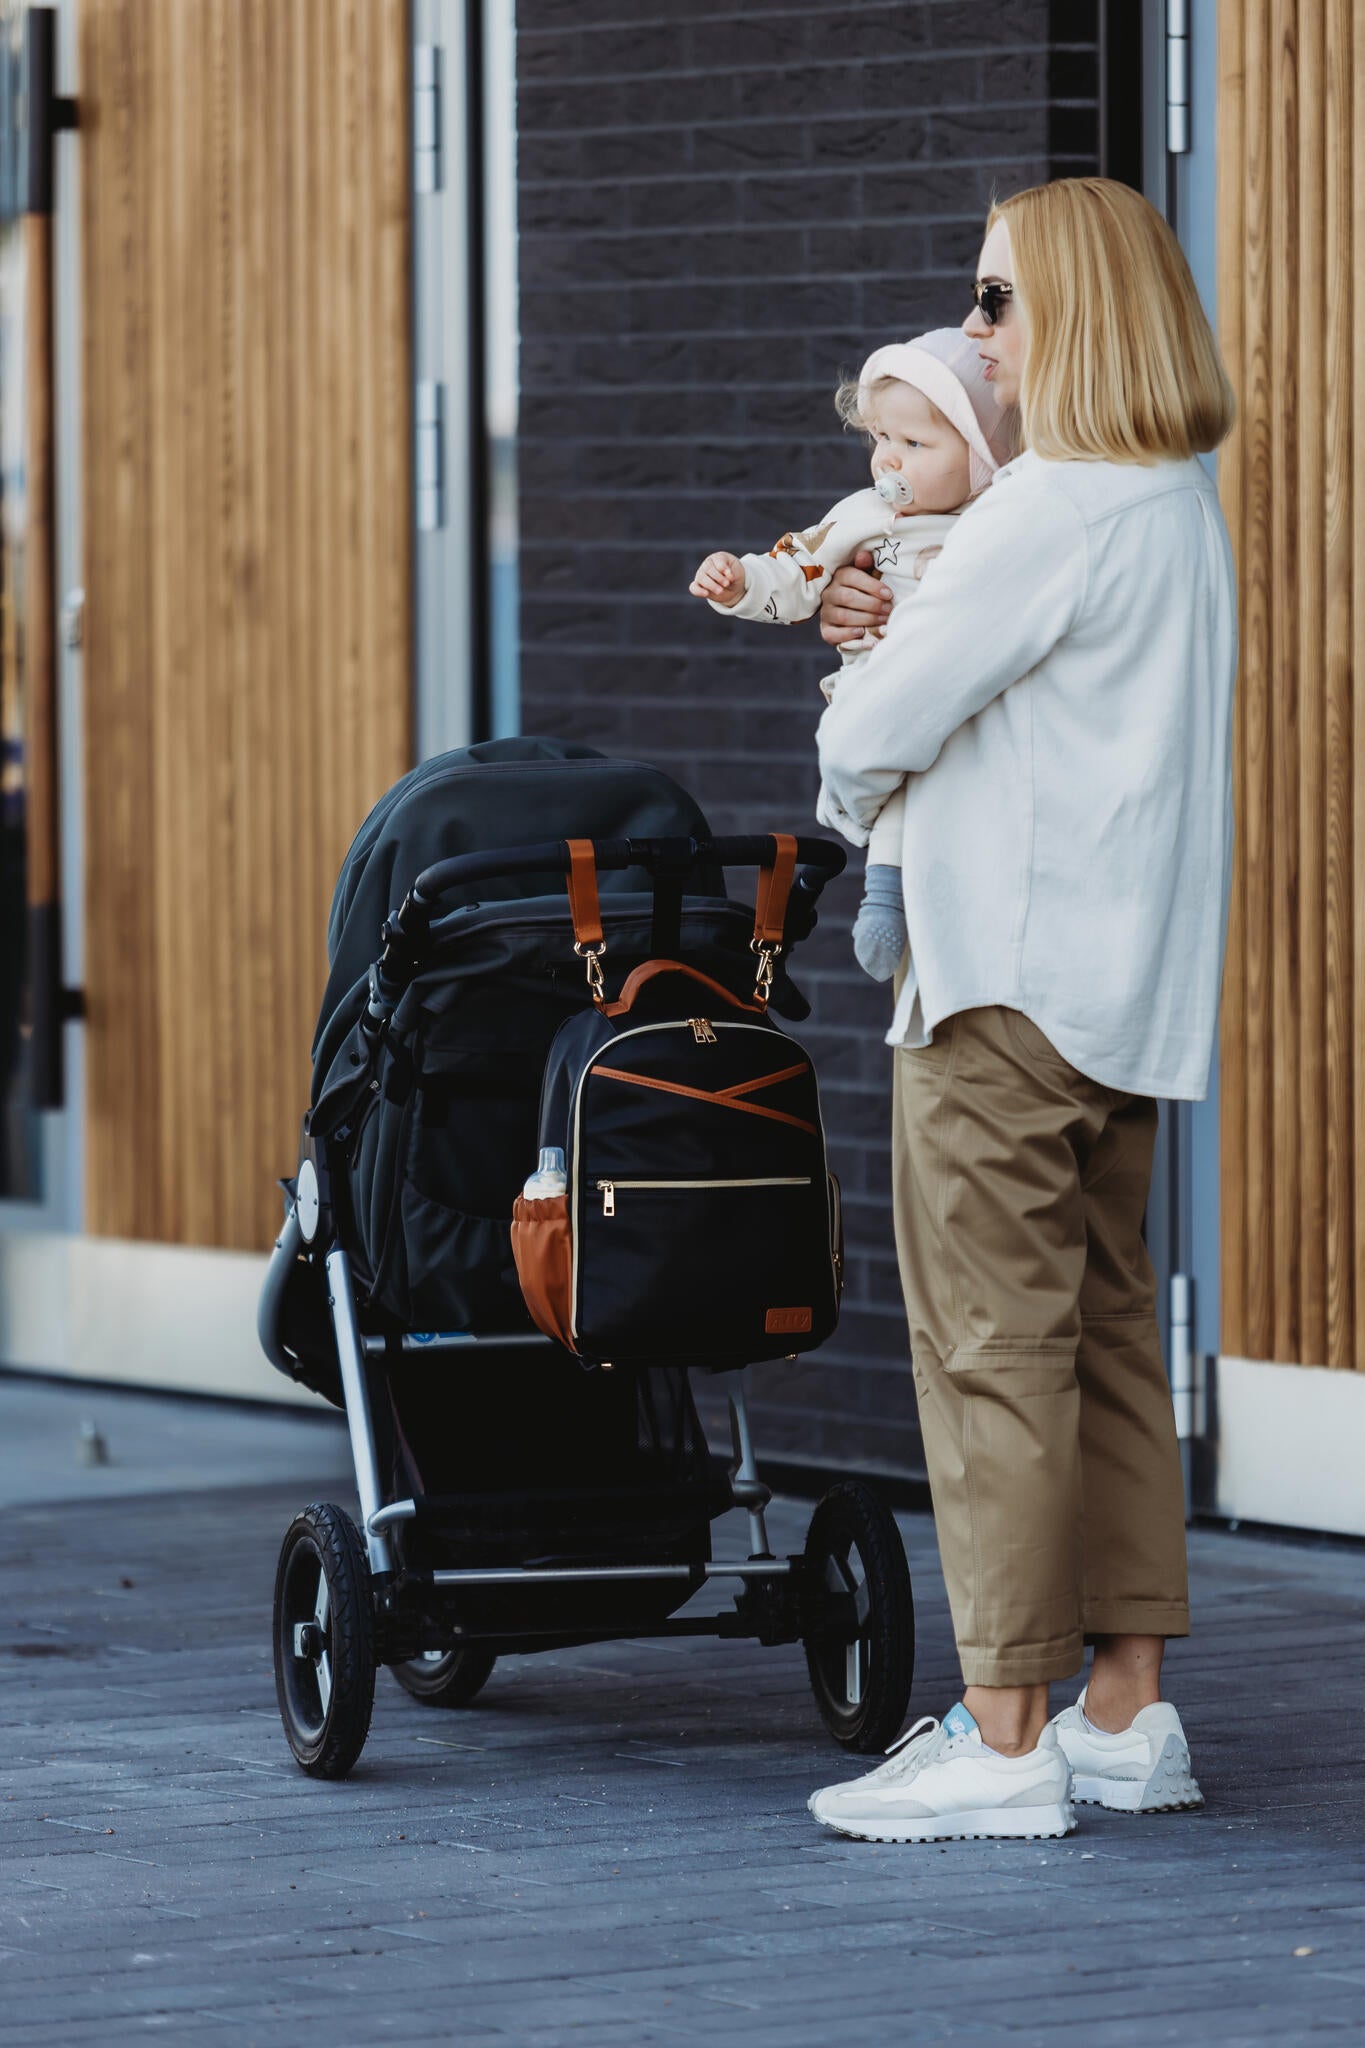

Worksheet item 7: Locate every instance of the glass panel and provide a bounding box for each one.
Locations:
[0,6,43,1202]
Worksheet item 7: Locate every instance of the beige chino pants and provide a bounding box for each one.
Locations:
[891,1005,1189,1687]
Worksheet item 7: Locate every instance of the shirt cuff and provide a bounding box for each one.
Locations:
[816,781,871,848]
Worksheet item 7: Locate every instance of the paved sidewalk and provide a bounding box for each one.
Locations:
[2,1379,1364,2047]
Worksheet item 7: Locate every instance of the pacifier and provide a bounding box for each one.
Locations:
[875,472,914,509]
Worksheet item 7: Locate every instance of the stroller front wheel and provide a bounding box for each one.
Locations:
[390,1646,498,1708]
[802,1480,915,1753]
[273,1503,376,1778]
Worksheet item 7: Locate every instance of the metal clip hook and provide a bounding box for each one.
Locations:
[750,940,777,1005]
[574,940,606,1002]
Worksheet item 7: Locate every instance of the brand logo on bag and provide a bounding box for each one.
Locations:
[765,1307,812,1334]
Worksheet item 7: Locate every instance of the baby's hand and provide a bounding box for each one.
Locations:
[690,552,748,606]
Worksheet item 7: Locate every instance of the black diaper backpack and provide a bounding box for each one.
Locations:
[512,840,843,1369]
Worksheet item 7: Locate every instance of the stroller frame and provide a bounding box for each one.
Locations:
[260,830,916,1776]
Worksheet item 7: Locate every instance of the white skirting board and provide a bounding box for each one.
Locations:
[1213,1355,1365,1538]
[0,1230,326,1409]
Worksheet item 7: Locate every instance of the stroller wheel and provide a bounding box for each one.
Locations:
[802,1481,915,1753]
[390,1647,498,1708]
[273,1503,376,1778]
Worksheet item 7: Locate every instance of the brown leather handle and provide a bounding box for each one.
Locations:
[753,832,798,948]
[564,838,603,948]
[602,959,764,1019]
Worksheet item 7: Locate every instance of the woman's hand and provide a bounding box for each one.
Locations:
[690,551,748,606]
[820,550,893,647]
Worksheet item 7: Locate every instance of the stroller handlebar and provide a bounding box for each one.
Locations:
[410,833,846,908]
[366,834,847,1012]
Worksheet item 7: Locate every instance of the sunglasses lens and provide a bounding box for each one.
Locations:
[974,282,1008,325]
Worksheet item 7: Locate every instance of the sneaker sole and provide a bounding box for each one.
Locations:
[809,1800,1076,1845]
[1072,1736,1204,1813]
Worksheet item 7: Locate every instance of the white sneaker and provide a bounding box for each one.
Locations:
[808,1702,1076,1844]
[1051,1687,1204,1812]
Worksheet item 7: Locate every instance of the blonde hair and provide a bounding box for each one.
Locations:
[989,177,1235,463]
[834,373,962,444]
[834,372,898,437]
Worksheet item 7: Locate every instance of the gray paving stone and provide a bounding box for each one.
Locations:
[2,1430,1364,2045]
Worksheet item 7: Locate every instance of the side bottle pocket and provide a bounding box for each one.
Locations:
[510,1193,575,1350]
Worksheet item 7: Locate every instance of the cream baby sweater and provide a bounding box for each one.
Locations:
[710,487,960,865]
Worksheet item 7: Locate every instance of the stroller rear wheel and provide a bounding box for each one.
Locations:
[390,1647,498,1708]
[803,1481,915,1753]
[273,1503,376,1778]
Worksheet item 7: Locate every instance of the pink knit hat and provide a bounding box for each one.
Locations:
[858,327,1018,494]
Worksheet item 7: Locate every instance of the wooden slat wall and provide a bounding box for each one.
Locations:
[1219,0,1361,1366]
[80,0,412,1250]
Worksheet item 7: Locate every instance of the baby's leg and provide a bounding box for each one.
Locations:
[852,787,907,982]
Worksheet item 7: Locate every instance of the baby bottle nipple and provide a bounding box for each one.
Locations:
[876,473,914,509]
[523,1146,567,1199]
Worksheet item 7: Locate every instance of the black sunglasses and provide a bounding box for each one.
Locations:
[972,278,1014,326]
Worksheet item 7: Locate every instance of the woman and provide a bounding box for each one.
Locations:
[807,178,1236,1845]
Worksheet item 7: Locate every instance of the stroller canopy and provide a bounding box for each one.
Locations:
[315,736,720,1063]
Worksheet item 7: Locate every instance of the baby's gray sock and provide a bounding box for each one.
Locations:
[852,864,906,983]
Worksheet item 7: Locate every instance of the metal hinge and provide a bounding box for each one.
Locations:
[413,44,443,194]
[415,380,444,532]
[1166,0,1190,155]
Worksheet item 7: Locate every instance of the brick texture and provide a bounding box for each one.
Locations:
[515,1,1105,1480]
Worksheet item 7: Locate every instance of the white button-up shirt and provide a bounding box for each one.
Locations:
[815,449,1236,1101]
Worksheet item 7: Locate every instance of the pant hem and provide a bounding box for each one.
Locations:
[959,1639,1086,1687]
[1082,1603,1190,1639]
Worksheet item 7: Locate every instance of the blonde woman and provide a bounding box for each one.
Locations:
[808,178,1236,1845]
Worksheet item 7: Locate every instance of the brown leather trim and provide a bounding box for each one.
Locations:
[601,958,764,1019]
[564,838,603,948]
[591,1063,818,1136]
[715,1060,809,1101]
[753,833,798,947]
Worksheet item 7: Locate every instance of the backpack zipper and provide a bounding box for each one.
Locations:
[596,1174,812,1217]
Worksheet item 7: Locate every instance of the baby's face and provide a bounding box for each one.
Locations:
[868,381,972,515]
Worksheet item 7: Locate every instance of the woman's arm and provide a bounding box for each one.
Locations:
[816,477,1089,834]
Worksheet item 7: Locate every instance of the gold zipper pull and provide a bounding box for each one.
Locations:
[689,1017,717,1044]
[599,1180,615,1216]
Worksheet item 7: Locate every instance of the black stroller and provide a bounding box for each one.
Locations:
[257,738,914,1777]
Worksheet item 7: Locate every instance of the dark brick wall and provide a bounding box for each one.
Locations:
[514,0,1105,1479]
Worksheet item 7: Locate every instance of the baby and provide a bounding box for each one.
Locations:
[690,329,1014,979]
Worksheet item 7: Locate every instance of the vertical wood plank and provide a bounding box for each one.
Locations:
[1296,0,1326,1365]
[1269,0,1300,1363]
[1353,0,1365,1366]
[1242,0,1276,1360]
[82,0,163,1239]
[1324,0,1354,1366]
[1219,0,1249,1360]
[81,0,413,1251]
